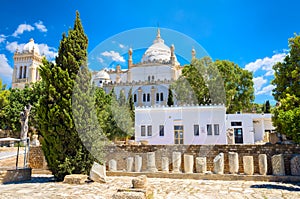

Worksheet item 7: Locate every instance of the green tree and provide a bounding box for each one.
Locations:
[127,87,135,122]
[171,57,254,113]
[167,87,174,106]
[272,34,300,142]
[0,79,10,129]
[37,11,95,181]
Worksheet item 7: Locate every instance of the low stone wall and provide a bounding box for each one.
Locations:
[29,146,48,169]
[28,144,300,176]
[104,144,300,175]
[0,168,31,184]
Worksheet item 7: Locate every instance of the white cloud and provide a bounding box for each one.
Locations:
[245,53,286,76]
[256,85,275,95]
[34,21,47,32]
[38,44,57,60]
[0,54,13,78]
[101,51,125,62]
[6,41,25,53]
[12,24,34,37]
[253,76,267,93]
[119,44,125,49]
[0,34,6,43]
[97,57,104,63]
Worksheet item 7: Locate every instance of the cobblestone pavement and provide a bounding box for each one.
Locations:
[0,175,299,199]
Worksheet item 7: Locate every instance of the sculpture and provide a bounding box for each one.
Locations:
[226,128,235,144]
[20,104,31,141]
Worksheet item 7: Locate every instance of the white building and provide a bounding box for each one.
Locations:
[92,29,192,107]
[135,106,275,145]
[12,39,43,89]
[226,113,275,144]
[135,105,227,145]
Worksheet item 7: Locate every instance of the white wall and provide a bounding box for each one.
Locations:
[135,105,227,145]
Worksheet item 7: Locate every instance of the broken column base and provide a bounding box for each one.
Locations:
[112,188,154,199]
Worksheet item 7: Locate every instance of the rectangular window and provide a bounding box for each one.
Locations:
[160,93,164,101]
[147,125,152,136]
[141,125,145,136]
[214,124,219,135]
[231,121,242,126]
[156,93,159,101]
[174,125,184,144]
[159,125,164,136]
[143,94,146,102]
[207,124,212,135]
[194,124,199,136]
[147,93,150,102]
[134,94,137,103]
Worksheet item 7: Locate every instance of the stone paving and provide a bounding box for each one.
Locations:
[0,175,299,199]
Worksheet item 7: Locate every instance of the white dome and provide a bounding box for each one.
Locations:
[23,38,40,55]
[141,29,179,65]
[95,70,110,80]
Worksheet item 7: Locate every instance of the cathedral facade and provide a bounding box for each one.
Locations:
[92,29,195,107]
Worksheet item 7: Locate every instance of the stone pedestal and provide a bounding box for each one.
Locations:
[135,155,142,172]
[64,174,87,184]
[213,153,224,174]
[127,157,134,172]
[146,152,158,172]
[258,154,267,175]
[243,156,254,175]
[196,157,207,173]
[89,162,106,183]
[184,154,194,173]
[291,155,300,176]
[228,152,239,174]
[272,154,285,176]
[161,157,169,173]
[172,152,182,173]
[109,159,117,172]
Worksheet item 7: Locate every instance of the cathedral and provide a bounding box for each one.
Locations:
[92,29,195,107]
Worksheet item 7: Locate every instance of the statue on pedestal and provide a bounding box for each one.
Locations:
[20,104,31,141]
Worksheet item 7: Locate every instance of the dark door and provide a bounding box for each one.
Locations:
[234,128,243,144]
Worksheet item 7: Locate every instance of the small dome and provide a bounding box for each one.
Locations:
[95,70,110,80]
[141,29,179,65]
[23,38,40,55]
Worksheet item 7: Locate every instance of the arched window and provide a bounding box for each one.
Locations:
[147,93,150,102]
[23,66,27,78]
[143,93,146,102]
[19,66,23,79]
[156,93,159,101]
[134,94,137,102]
[148,76,150,82]
[160,92,164,101]
[152,76,154,81]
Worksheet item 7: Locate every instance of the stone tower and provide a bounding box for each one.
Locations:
[12,38,43,89]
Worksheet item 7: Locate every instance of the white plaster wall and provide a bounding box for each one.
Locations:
[135,105,226,145]
[130,65,174,82]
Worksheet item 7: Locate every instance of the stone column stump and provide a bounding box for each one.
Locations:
[196,157,207,173]
[228,152,239,174]
[134,155,142,172]
[291,155,300,176]
[243,156,254,175]
[184,154,194,173]
[213,153,224,174]
[109,159,117,172]
[258,154,267,175]
[272,154,285,176]
[161,156,169,173]
[146,152,158,173]
[127,157,134,172]
[172,152,182,173]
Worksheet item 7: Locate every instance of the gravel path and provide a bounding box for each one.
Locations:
[0,175,299,198]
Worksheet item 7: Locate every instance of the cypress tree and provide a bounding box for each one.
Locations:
[37,11,96,181]
[167,87,174,106]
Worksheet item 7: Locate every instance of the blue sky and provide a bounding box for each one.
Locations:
[1,0,300,104]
